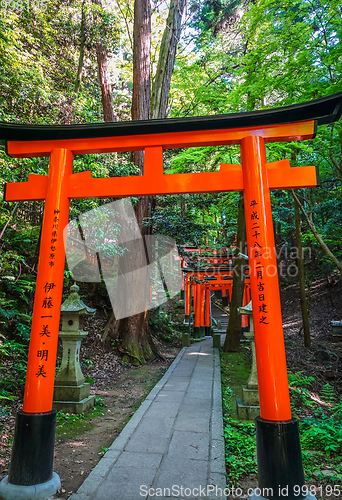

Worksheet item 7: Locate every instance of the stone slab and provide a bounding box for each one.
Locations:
[213,334,221,348]
[167,431,210,460]
[114,451,163,470]
[143,401,180,419]
[93,467,156,500]
[124,417,174,454]
[173,416,210,434]
[182,334,191,347]
[155,456,208,491]
[236,397,260,421]
[242,386,259,406]
[206,473,227,500]
[52,395,95,414]
[210,439,226,474]
[163,381,190,391]
[53,382,90,402]
[0,472,61,500]
[154,390,186,403]
[211,412,224,442]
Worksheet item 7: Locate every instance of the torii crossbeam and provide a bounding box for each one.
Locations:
[1,92,342,500]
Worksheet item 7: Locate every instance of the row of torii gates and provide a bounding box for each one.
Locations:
[1,92,342,500]
[179,247,251,339]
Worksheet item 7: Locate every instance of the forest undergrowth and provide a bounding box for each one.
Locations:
[221,277,342,494]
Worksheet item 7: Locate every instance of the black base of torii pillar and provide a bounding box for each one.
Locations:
[0,411,61,500]
[250,417,316,500]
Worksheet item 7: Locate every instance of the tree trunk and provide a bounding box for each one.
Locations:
[328,124,342,212]
[96,41,115,122]
[131,0,151,123]
[115,0,186,363]
[92,0,115,122]
[223,192,246,352]
[74,2,86,95]
[0,202,19,241]
[293,190,311,348]
[116,0,155,364]
[31,222,42,271]
[151,0,186,119]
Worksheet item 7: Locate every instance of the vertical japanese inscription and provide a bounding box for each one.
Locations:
[248,200,269,325]
[35,209,59,379]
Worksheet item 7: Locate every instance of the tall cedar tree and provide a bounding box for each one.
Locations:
[92,0,115,122]
[151,0,186,119]
[116,0,155,363]
[115,0,186,363]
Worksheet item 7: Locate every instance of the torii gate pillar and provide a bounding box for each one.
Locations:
[241,136,306,497]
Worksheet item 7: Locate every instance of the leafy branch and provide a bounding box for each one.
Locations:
[291,189,342,277]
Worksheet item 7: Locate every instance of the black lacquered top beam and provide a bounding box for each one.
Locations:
[0,92,342,143]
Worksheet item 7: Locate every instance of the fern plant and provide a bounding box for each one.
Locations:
[288,371,315,388]
[320,383,335,404]
[300,416,342,457]
[288,371,316,410]
[332,397,342,422]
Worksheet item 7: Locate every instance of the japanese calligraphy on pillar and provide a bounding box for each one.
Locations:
[249,200,268,326]
[35,209,60,379]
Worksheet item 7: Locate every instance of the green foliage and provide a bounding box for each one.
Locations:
[300,414,342,457]
[301,449,342,483]
[56,398,106,425]
[288,371,316,410]
[0,335,27,397]
[0,389,18,402]
[150,191,239,247]
[0,276,34,401]
[288,371,316,388]
[148,310,182,345]
[332,397,342,420]
[0,2,121,124]
[321,383,335,404]
[221,357,342,484]
[0,278,34,340]
[189,0,242,37]
[223,420,257,484]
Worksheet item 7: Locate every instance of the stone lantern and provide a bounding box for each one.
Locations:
[53,284,96,414]
[157,284,166,314]
[236,300,260,420]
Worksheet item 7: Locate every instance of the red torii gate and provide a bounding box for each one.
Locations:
[1,93,342,500]
[183,266,251,337]
[179,247,235,298]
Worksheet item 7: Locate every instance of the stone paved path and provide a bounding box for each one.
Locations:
[68,338,226,500]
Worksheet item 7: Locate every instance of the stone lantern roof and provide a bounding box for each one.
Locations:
[61,284,96,315]
[239,300,252,315]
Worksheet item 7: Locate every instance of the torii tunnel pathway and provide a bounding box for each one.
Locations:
[68,340,226,500]
[211,301,229,334]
